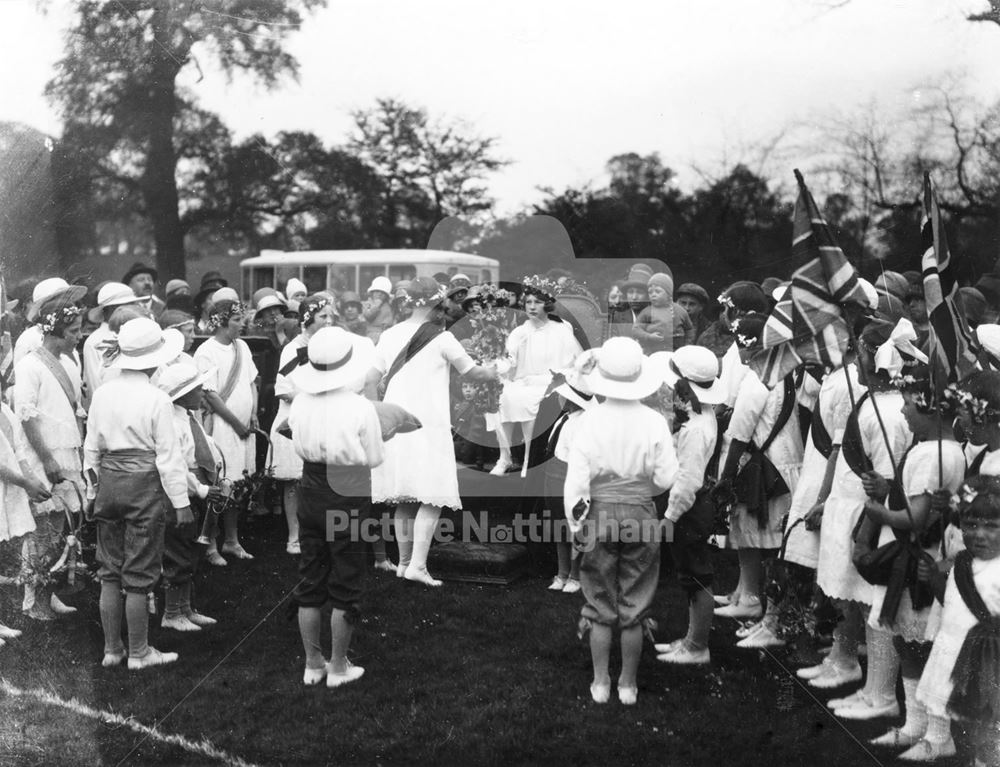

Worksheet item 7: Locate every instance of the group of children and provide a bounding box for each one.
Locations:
[2,266,1000,767]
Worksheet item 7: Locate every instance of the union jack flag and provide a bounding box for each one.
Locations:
[921,172,980,384]
[750,169,869,387]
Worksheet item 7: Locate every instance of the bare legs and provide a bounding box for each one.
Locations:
[283,482,299,551]
[394,502,442,586]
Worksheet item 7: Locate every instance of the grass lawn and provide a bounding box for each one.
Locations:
[0,512,969,767]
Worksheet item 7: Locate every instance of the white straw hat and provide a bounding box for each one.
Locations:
[581,337,663,400]
[286,278,307,298]
[110,317,184,370]
[651,346,726,405]
[975,323,1000,360]
[367,276,392,296]
[28,278,87,321]
[155,361,212,402]
[87,282,141,323]
[290,326,376,395]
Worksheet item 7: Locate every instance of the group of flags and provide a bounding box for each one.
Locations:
[748,169,981,389]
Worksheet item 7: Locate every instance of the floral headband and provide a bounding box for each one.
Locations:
[207,300,245,332]
[300,298,331,328]
[39,305,82,334]
[398,284,447,309]
[717,292,736,311]
[522,275,559,303]
[951,385,1000,425]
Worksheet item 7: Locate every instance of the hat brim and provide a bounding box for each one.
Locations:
[111,331,184,370]
[123,266,158,285]
[256,296,287,312]
[554,382,594,410]
[583,358,663,400]
[290,337,376,395]
[27,285,88,321]
[162,366,214,402]
[652,352,728,406]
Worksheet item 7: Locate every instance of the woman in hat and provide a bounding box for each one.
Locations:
[493,276,582,477]
[369,277,499,586]
[649,345,727,665]
[194,298,259,562]
[288,327,383,687]
[269,295,339,555]
[565,337,677,705]
[81,282,143,408]
[14,286,88,620]
[84,317,190,669]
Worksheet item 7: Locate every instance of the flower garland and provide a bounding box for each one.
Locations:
[555,277,593,298]
[398,284,448,309]
[206,300,245,333]
[39,305,82,334]
[522,275,560,303]
[717,292,736,311]
[299,298,330,328]
[953,387,1000,425]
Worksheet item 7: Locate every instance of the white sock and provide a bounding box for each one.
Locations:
[900,678,928,737]
[924,714,952,744]
[863,624,899,703]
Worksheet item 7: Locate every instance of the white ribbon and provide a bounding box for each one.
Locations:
[874,318,929,377]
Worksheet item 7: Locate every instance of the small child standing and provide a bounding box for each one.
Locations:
[633,273,695,355]
[915,475,1000,766]
[544,371,593,594]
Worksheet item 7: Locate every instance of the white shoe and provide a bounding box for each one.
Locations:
[185,611,217,627]
[735,621,762,639]
[489,457,512,476]
[50,594,77,616]
[713,596,762,620]
[161,614,201,632]
[548,576,567,591]
[654,639,685,654]
[736,624,786,649]
[286,541,301,555]
[590,682,611,703]
[657,645,710,665]
[0,624,22,640]
[897,738,956,762]
[562,579,581,594]
[807,661,863,689]
[618,685,638,705]
[835,694,900,721]
[326,660,365,688]
[796,658,834,680]
[128,647,179,671]
[869,727,922,749]
[303,660,328,686]
[713,593,734,606]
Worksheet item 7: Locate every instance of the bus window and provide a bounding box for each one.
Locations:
[359,265,387,294]
[275,266,299,296]
[328,265,354,293]
[481,269,492,284]
[388,264,416,284]
[302,266,326,294]
[251,267,274,293]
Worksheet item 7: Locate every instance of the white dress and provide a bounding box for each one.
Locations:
[784,365,865,569]
[917,555,1000,718]
[816,390,912,605]
[194,338,258,481]
[867,440,965,641]
[0,403,36,541]
[268,334,307,480]
[499,320,581,422]
[371,321,475,509]
[12,351,85,513]
[726,369,803,549]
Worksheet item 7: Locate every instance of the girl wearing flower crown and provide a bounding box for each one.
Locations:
[858,367,965,756]
[956,371,1000,479]
[915,475,1000,766]
[492,277,581,478]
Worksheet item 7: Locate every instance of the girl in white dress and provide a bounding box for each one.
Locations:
[194,299,258,562]
[369,278,499,586]
[269,296,338,555]
[493,277,582,478]
[860,370,965,753]
[800,321,911,699]
[713,314,803,623]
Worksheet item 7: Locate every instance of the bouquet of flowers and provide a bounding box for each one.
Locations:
[465,284,515,415]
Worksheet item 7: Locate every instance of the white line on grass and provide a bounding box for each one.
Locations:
[0,679,261,767]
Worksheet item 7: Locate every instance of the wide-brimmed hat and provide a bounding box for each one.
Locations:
[252,287,286,313]
[976,324,1000,361]
[86,282,141,324]
[212,287,240,304]
[581,337,662,400]
[290,326,375,395]
[367,276,393,296]
[121,262,158,286]
[449,273,472,289]
[875,271,909,301]
[652,346,726,405]
[27,278,87,321]
[110,317,183,370]
[193,271,229,309]
[544,366,595,411]
[155,361,213,402]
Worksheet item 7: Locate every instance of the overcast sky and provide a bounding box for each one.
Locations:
[3,0,1000,213]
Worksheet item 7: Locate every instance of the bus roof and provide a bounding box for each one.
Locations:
[240,249,499,268]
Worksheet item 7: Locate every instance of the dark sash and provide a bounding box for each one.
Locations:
[278,345,309,378]
[841,391,873,477]
[967,445,989,479]
[32,346,79,414]
[810,398,833,458]
[379,322,444,400]
[949,551,1000,724]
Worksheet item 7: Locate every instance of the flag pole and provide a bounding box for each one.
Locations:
[843,318,916,529]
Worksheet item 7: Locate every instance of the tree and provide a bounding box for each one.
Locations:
[46,0,324,280]
[348,98,507,248]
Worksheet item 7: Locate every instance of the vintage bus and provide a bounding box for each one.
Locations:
[240,249,500,298]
